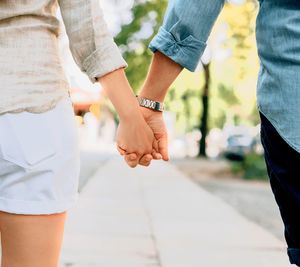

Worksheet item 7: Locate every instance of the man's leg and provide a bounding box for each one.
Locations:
[260,112,300,266]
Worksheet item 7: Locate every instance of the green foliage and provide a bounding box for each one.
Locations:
[231,153,268,180]
[209,0,259,128]
[115,0,168,90]
[222,0,259,79]
[218,84,240,106]
[114,0,260,133]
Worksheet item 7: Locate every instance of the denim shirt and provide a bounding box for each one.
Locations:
[149,0,300,152]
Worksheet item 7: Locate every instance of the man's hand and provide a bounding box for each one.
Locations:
[139,107,169,161]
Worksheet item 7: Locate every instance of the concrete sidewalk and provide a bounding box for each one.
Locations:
[60,156,289,267]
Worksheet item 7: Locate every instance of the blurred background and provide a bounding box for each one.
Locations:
[57,1,289,266]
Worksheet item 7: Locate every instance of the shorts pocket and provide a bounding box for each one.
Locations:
[0,111,57,169]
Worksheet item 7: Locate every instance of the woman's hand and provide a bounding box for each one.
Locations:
[116,113,159,168]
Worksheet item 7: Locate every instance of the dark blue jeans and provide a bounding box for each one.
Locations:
[260,112,300,266]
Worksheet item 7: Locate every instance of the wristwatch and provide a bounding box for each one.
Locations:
[136,95,164,112]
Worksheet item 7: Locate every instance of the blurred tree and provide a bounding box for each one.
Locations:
[114,0,260,157]
[221,0,259,80]
[115,0,168,90]
[198,61,211,157]
[198,0,258,157]
[218,0,259,125]
[182,89,197,132]
[218,84,240,106]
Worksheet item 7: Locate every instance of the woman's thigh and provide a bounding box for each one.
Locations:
[0,210,67,267]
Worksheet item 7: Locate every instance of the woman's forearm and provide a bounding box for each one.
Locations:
[139,51,183,102]
[98,68,142,121]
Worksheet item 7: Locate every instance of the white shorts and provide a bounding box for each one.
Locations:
[0,96,80,215]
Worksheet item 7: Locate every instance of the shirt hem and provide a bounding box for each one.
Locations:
[0,93,70,116]
[0,193,79,215]
[258,106,300,153]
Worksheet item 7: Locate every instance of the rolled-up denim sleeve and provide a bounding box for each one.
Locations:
[58,0,127,83]
[149,0,225,71]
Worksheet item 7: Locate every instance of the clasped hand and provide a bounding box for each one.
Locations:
[116,106,169,168]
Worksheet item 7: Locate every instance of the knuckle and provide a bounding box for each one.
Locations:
[136,149,143,155]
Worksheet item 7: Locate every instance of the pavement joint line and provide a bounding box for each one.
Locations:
[138,175,163,267]
[61,156,289,267]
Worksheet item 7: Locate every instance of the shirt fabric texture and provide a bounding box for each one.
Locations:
[0,0,127,115]
[149,0,300,153]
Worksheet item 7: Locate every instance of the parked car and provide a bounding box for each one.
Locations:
[223,126,259,161]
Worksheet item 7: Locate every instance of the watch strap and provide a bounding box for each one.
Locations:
[136,96,164,112]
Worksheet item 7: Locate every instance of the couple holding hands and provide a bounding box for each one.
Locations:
[107,1,300,266]
[104,51,181,168]
[1,0,300,266]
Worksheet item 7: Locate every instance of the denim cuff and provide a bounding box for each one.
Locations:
[149,27,207,72]
[288,248,300,265]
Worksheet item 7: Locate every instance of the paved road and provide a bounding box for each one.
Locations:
[195,178,285,242]
[79,154,285,242]
[61,158,288,267]
[173,158,285,242]
[79,151,110,192]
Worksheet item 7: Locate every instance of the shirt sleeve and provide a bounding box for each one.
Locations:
[58,0,128,83]
[149,0,225,71]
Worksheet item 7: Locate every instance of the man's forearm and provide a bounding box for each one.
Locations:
[139,51,183,102]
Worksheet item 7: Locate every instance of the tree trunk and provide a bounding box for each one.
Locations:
[198,62,211,157]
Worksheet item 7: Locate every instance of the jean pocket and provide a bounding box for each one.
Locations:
[0,112,57,169]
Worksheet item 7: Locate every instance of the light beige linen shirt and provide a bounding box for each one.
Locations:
[0,0,127,114]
